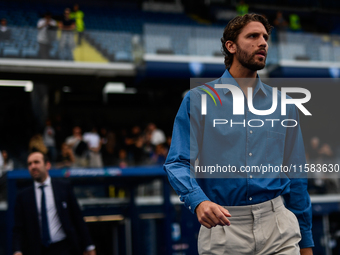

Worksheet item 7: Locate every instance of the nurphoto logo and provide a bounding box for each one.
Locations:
[201,84,311,116]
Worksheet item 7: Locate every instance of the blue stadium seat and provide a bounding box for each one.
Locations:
[21,47,38,58]
[3,47,20,58]
[115,51,130,62]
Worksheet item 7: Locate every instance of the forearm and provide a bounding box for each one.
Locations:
[163,90,207,213]
[300,247,313,255]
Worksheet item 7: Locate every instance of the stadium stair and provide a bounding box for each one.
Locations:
[73,34,109,63]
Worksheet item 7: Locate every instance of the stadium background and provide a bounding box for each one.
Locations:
[1,0,340,254]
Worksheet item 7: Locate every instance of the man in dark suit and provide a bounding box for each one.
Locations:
[12,152,96,255]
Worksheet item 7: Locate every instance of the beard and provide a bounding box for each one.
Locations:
[34,177,43,182]
[30,169,46,182]
[235,44,266,71]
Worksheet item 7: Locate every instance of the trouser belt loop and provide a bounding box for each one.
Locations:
[271,200,275,212]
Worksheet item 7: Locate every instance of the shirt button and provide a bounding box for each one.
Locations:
[189,206,191,210]
[250,175,253,179]
[249,152,252,156]
[250,130,253,134]
[249,197,253,201]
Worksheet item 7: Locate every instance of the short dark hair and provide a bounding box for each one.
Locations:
[221,13,273,68]
[28,151,50,164]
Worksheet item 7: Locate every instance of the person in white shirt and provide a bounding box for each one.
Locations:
[37,12,57,59]
[83,127,103,168]
[65,126,88,167]
[43,120,57,164]
[0,150,13,176]
[147,123,166,146]
[0,18,11,41]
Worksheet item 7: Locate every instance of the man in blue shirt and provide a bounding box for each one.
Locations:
[164,14,313,254]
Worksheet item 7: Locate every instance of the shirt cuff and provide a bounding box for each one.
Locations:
[184,188,210,214]
[86,245,95,251]
[299,229,314,249]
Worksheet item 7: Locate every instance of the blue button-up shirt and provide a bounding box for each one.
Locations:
[164,69,314,248]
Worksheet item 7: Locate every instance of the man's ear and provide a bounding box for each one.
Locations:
[46,161,52,171]
[225,41,236,54]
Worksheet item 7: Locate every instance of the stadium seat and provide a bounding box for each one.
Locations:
[2,47,20,58]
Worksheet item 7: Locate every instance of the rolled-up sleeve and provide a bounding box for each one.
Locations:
[282,104,314,249]
[163,91,210,214]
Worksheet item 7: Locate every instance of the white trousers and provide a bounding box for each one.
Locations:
[198,196,301,255]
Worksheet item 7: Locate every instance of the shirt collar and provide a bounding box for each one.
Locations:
[218,69,268,97]
[34,176,51,189]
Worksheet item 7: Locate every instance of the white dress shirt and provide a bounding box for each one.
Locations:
[83,132,101,149]
[34,176,66,243]
[34,177,95,251]
[150,129,166,146]
[37,18,57,44]
[43,126,56,147]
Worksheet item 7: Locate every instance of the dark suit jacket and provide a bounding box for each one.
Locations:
[12,179,93,255]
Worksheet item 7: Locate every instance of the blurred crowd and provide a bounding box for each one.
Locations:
[0,150,14,177]
[37,4,84,60]
[0,4,84,60]
[0,121,170,201]
[305,136,340,195]
[306,136,334,163]
[27,120,170,169]
[237,1,302,32]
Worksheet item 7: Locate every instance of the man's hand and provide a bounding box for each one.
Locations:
[195,201,231,228]
[83,250,96,255]
[300,247,313,255]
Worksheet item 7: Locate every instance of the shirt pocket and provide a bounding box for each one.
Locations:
[266,131,285,164]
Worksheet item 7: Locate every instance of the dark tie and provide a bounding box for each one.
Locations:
[39,185,51,247]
